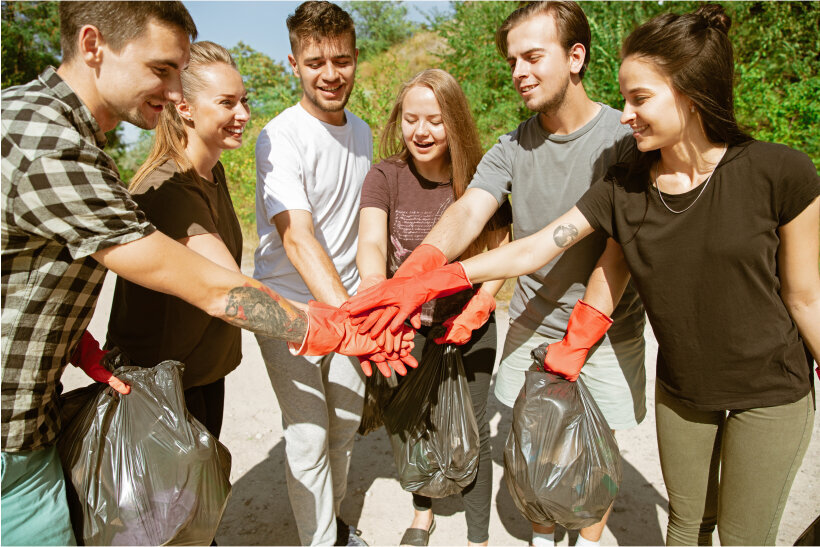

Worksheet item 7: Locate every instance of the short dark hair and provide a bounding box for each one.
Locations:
[60,1,198,62]
[496,1,591,79]
[286,1,356,55]
[621,3,750,146]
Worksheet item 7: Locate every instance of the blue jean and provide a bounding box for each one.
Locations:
[1,445,76,546]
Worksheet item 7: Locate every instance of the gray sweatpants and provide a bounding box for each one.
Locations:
[256,336,365,546]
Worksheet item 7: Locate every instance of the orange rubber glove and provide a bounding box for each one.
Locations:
[346,262,473,334]
[537,299,613,381]
[434,289,496,345]
[358,348,419,378]
[70,330,131,394]
[291,301,415,358]
[352,245,448,333]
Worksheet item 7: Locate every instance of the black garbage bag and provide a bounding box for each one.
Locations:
[358,369,399,436]
[58,359,232,545]
[383,336,479,498]
[503,347,621,530]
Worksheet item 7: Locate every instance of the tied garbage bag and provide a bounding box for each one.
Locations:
[358,370,399,436]
[58,358,232,545]
[504,347,621,530]
[383,334,479,498]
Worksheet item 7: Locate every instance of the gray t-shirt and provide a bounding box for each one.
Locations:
[468,103,644,342]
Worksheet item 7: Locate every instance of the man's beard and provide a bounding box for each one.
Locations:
[305,85,352,113]
[532,75,570,117]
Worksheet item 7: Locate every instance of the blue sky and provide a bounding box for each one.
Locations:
[183,1,452,64]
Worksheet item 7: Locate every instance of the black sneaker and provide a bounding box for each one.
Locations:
[335,517,368,546]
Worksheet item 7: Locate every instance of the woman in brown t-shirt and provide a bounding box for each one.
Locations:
[357,69,511,546]
[105,41,250,439]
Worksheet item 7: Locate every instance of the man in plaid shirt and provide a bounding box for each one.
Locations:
[1,3,413,543]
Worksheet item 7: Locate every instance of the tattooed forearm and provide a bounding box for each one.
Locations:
[224,285,307,342]
[553,223,579,248]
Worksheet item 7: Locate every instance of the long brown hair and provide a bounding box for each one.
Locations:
[130,41,238,199]
[379,69,500,260]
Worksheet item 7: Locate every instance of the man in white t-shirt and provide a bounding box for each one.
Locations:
[253,2,371,545]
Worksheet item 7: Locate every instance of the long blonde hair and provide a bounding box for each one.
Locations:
[130,41,238,196]
[380,69,496,260]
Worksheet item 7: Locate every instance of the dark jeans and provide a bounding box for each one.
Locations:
[402,315,497,544]
[184,378,226,439]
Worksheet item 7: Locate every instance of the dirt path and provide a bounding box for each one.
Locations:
[63,271,820,545]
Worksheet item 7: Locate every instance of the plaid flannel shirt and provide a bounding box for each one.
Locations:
[1,67,155,451]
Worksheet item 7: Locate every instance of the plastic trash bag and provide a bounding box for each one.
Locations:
[358,370,399,436]
[58,358,232,545]
[383,335,479,498]
[503,347,621,530]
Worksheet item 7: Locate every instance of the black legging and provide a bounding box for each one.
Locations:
[401,315,496,544]
[184,378,226,439]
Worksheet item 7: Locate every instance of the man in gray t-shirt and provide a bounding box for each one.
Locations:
[399,3,647,545]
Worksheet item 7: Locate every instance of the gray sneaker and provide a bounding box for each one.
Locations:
[335,518,368,546]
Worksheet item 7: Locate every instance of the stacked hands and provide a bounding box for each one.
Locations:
[73,246,613,386]
[343,244,496,377]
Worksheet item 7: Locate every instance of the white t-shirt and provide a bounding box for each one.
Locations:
[253,103,372,302]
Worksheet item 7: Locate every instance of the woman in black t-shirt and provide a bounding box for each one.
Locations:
[105,41,250,439]
[347,6,819,545]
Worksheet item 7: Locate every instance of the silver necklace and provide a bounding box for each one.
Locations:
[654,145,727,214]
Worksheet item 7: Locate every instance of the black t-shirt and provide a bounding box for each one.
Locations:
[107,160,243,389]
[577,140,819,410]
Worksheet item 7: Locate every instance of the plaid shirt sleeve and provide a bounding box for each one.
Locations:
[10,147,153,259]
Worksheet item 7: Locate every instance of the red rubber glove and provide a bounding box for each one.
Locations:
[346,262,473,334]
[539,299,613,381]
[434,289,496,345]
[290,301,415,357]
[352,245,448,333]
[70,331,131,395]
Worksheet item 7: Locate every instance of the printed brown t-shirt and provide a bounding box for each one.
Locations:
[360,159,511,325]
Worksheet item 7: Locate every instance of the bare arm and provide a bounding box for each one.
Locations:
[274,209,349,307]
[460,206,594,284]
[421,188,500,261]
[180,232,242,273]
[778,197,820,359]
[93,231,307,342]
[356,207,389,283]
[581,238,632,316]
[476,224,512,298]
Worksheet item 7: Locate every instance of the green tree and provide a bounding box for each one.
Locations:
[1,1,60,89]
[230,42,300,119]
[437,2,525,150]
[343,1,417,61]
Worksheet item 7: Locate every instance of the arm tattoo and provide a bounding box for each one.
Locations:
[553,223,579,248]
[225,285,307,342]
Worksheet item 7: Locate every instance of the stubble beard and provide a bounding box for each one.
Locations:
[305,84,353,114]
[118,106,159,131]
[531,74,570,118]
